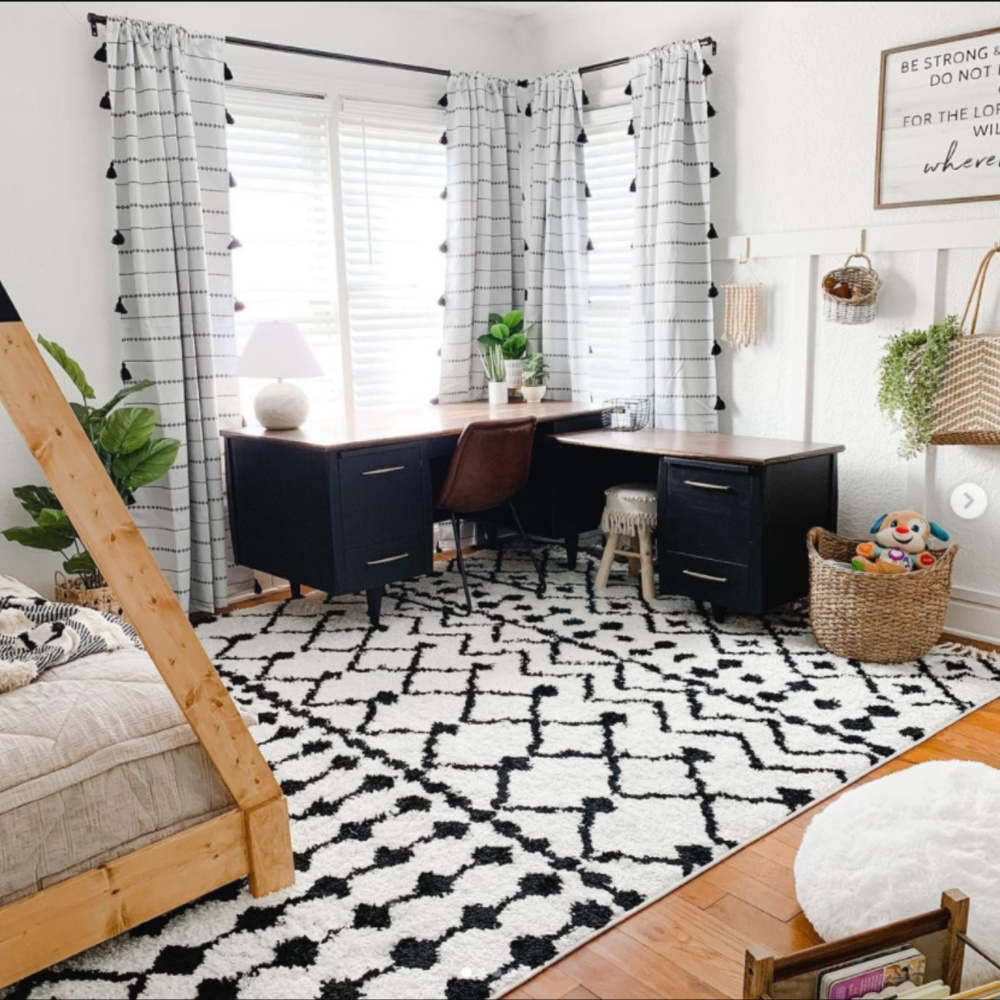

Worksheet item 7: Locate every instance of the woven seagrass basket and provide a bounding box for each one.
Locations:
[806,527,956,664]
[930,245,1000,446]
[54,573,131,624]
[821,253,882,325]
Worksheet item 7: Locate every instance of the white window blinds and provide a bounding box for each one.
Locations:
[227,94,343,419]
[339,99,447,410]
[584,107,634,402]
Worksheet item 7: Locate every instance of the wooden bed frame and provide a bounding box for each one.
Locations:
[0,278,295,989]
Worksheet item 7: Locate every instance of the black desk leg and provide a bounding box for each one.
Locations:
[366,585,384,626]
[290,581,302,600]
[484,525,498,549]
[565,534,579,570]
[711,603,727,624]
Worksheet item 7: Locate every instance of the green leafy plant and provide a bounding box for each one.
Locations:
[522,352,550,387]
[477,309,534,360]
[2,337,180,589]
[478,341,507,383]
[877,315,958,459]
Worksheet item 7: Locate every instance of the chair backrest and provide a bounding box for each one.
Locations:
[437,416,537,514]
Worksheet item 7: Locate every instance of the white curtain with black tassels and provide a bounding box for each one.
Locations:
[525,71,591,401]
[626,41,722,431]
[438,72,524,402]
[100,16,240,612]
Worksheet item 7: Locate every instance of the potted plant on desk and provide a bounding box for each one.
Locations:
[479,341,509,405]
[478,310,532,388]
[521,352,549,403]
[2,337,180,620]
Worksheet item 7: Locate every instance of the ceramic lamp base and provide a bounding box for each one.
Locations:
[254,380,309,430]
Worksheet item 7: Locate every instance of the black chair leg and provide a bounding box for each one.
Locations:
[450,513,473,613]
[507,500,543,587]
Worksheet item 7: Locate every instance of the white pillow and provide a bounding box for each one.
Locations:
[0,575,43,600]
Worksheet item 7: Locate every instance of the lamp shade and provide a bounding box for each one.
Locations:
[238,321,324,379]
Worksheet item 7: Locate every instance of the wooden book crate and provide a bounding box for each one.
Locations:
[744,890,1000,1000]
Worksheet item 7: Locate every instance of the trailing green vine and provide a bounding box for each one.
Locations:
[877,315,958,459]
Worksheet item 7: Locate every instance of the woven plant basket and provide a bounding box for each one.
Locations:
[806,527,956,664]
[54,573,130,624]
[930,245,1000,446]
[821,253,882,325]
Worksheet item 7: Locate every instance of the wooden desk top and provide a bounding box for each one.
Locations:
[552,427,845,466]
[221,401,604,452]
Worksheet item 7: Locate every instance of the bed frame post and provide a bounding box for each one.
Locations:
[0,279,294,957]
[942,888,970,993]
[743,945,775,1000]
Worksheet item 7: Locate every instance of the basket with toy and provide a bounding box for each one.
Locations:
[821,253,882,325]
[807,510,956,663]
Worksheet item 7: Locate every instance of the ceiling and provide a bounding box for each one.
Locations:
[439,1,571,15]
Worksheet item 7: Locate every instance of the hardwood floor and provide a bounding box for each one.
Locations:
[221,588,997,1000]
[506,636,1000,1000]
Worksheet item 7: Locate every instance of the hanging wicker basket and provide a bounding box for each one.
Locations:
[54,572,131,624]
[930,245,1000,446]
[806,528,956,664]
[821,253,882,325]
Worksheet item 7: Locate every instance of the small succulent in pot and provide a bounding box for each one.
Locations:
[521,352,549,403]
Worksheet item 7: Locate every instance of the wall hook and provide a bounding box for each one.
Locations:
[856,228,867,254]
[738,236,750,265]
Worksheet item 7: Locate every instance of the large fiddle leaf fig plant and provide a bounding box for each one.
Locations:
[2,337,180,590]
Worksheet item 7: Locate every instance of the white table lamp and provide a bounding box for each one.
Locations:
[238,321,323,430]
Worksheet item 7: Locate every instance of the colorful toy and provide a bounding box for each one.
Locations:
[851,509,949,574]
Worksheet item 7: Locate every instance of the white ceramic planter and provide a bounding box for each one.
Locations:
[487,381,509,405]
[504,359,525,388]
[521,384,547,403]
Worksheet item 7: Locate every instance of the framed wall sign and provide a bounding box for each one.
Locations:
[875,26,1000,209]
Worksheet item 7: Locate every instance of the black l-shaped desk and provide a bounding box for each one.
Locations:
[223,402,843,624]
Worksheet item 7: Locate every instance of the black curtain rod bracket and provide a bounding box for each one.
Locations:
[88,13,712,79]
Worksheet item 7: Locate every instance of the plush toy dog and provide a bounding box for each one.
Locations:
[851,509,949,574]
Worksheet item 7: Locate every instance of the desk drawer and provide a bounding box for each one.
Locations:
[660,551,748,608]
[344,536,428,592]
[340,446,425,548]
[663,461,752,564]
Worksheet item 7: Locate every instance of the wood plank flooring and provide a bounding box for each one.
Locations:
[223,587,997,1000]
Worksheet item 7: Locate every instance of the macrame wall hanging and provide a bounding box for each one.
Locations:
[721,238,763,349]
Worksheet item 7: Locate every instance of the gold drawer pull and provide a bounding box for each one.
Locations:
[367,552,410,566]
[683,569,728,583]
[362,465,405,476]
[684,480,731,491]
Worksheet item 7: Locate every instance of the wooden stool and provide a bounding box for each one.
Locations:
[595,483,657,602]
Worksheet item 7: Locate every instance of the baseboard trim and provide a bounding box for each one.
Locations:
[946,589,1000,645]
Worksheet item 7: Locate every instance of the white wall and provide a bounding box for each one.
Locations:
[527,1,1000,641]
[2,1,998,639]
[0,1,531,595]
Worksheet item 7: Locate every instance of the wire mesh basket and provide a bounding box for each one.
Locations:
[601,397,652,432]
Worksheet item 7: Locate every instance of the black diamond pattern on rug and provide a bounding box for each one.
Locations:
[5,548,999,1000]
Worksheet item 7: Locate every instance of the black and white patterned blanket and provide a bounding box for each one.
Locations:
[0,595,142,693]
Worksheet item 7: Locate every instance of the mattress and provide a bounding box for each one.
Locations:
[0,579,256,905]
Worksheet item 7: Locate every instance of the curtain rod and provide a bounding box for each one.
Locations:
[87,12,715,79]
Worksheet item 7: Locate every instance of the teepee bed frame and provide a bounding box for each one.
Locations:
[0,279,295,989]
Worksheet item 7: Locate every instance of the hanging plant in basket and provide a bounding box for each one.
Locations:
[877,315,958,459]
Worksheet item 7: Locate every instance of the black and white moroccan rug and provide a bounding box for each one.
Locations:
[7,549,1000,1000]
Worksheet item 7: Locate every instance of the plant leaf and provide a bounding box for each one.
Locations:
[490,323,509,341]
[113,437,180,489]
[63,551,99,576]
[12,485,60,521]
[477,333,498,346]
[37,335,95,400]
[69,402,101,441]
[502,310,523,330]
[90,380,155,422]
[2,524,75,552]
[36,507,70,529]
[100,407,156,455]
[488,313,503,327]
[502,333,527,358]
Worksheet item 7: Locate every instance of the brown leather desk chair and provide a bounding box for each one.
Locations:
[435,416,542,612]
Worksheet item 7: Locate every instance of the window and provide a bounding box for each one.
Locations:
[584,107,634,402]
[228,94,343,420]
[339,99,447,410]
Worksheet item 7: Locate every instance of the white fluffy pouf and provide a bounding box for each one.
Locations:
[795,760,1000,988]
